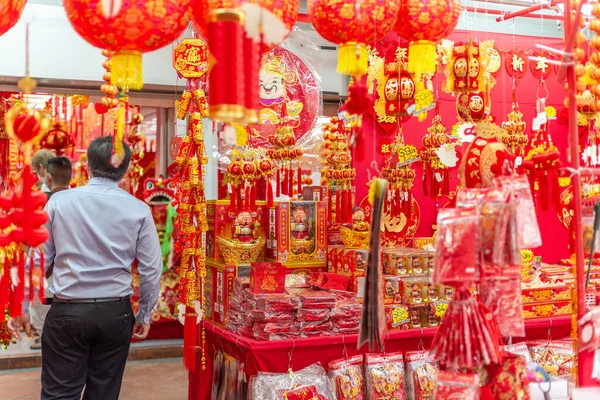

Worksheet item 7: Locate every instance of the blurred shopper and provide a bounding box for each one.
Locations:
[31,149,55,195]
[8,137,162,400]
[28,156,74,350]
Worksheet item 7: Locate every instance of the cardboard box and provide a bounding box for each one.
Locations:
[302,186,328,201]
[338,248,368,277]
[266,201,327,265]
[206,200,268,262]
[327,245,344,273]
[522,286,571,304]
[383,275,403,304]
[522,301,573,319]
[204,259,251,326]
[250,262,286,294]
[385,304,411,330]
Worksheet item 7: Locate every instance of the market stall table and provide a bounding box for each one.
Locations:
[188,316,572,400]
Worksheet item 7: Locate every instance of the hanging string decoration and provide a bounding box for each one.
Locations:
[39,96,74,155]
[501,103,528,159]
[419,115,454,199]
[227,148,274,212]
[0,0,26,37]
[96,50,120,114]
[308,0,400,78]
[1,101,51,318]
[64,0,192,91]
[126,110,145,195]
[381,132,417,221]
[267,123,303,198]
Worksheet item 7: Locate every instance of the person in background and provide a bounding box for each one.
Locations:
[31,149,55,195]
[28,156,74,350]
[8,137,162,400]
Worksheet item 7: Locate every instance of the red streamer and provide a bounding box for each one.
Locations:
[230,184,237,212]
[267,179,274,209]
[243,35,260,120]
[297,165,302,195]
[288,165,293,197]
[28,255,34,306]
[183,306,197,371]
[327,189,333,223]
[250,185,257,210]
[276,169,281,197]
[336,190,341,224]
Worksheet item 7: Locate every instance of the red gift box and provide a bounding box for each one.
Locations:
[250,262,286,294]
[204,259,240,326]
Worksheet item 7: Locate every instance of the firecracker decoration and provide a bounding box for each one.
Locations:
[459,121,513,188]
[321,117,355,225]
[590,4,600,112]
[521,113,561,211]
[0,97,10,193]
[0,0,26,37]
[64,0,192,91]
[96,50,119,114]
[1,100,51,318]
[171,42,210,371]
[126,110,145,194]
[0,240,16,349]
[308,0,400,78]
[420,115,454,199]
[381,132,417,220]
[39,96,74,155]
[394,0,461,83]
[501,102,528,158]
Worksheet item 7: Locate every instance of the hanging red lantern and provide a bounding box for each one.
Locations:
[308,0,400,77]
[394,0,461,78]
[64,0,192,90]
[191,0,238,36]
[0,0,26,37]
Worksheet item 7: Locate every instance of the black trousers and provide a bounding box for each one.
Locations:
[41,299,135,400]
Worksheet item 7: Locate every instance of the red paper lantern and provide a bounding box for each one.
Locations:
[64,0,192,90]
[394,0,461,77]
[308,0,400,77]
[0,0,26,37]
[191,0,238,36]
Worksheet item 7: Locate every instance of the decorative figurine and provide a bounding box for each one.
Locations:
[232,209,260,243]
[291,205,311,240]
[352,206,369,232]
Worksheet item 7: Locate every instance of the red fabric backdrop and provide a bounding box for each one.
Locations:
[353,30,570,263]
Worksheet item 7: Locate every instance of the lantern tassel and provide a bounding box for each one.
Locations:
[297,164,302,194]
[276,169,281,197]
[408,40,437,77]
[337,42,368,77]
[111,50,143,91]
[230,184,237,212]
[327,188,333,222]
[267,179,274,208]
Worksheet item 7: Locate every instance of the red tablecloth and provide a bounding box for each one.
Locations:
[188,316,572,400]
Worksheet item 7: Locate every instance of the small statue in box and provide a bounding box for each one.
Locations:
[352,206,369,232]
[232,209,260,243]
[291,205,311,240]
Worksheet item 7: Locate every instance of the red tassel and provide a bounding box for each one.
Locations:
[38,249,45,303]
[267,179,274,208]
[276,169,281,197]
[406,191,412,220]
[250,185,257,210]
[245,185,250,209]
[538,171,548,210]
[336,190,341,224]
[237,187,243,211]
[327,189,333,222]
[183,306,197,371]
[281,168,288,196]
[297,165,302,195]
[230,184,237,211]
[422,174,429,197]
[443,170,450,196]
[395,190,401,218]
[346,189,353,224]
[9,250,25,317]
[288,166,294,197]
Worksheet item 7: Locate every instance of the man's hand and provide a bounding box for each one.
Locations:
[7,314,31,340]
[132,321,150,340]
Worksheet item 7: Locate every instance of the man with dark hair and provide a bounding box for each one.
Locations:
[45,156,72,197]
[8,136,162,400]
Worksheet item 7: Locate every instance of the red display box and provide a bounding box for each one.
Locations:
[250,262,286,294]
[205,200,268,262]
[337,248,368,277]
[521,286,571,304]
[204,259,249,327]
[302,186,328,201]
[266,201,327,267]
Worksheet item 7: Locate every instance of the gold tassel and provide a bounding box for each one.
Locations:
[111,95,126,167]
[408,40,437,77]
[337,42,368,77]
[111,50,144,91]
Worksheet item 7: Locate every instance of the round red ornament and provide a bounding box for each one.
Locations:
[394,0,461,76]
[456,92,486,123]
[505,50,527,79]
[0,0,26,37]
[64,0,192,90]
[530,51,553,80]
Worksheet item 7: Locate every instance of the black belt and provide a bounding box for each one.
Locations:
[53,296,130,304]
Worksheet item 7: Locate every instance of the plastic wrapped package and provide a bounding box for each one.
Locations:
[301,330,332,338]
[478,201,512,266]
[286,274,310,288]
[233,277,251,297]
[297,308,330,322]
[333,316,362,329]
[275,385,331,400]
[528,340,574,377]
[331,300,363,320]
[256,294,301,312]
[243,288,270,308]
[254,321,298,335]
[249,362,335,400]
[480,275,525,337]
[503,342,533,362]
[255,331,301,341]
[298,320,332,332]
[364,352,406,400]
[300,291,337,309]
[493,174,542,249]
[433,370,479,400]
[250,310,296,323]
[328,355,365,400]
[455,187,505,208]
[405,351,438,400]
[433,207,481,286]
[329,290,358,301]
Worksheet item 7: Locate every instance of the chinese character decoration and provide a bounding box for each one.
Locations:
[322,117,355,225]
[505,49,527,81]
[381,132,417,220]
[171,35,210,372]
[126,109,145,195]
[394,0,461,94]
[420,115,455,200]
[1,100,51,319]
[64,0,192,91]
[501,102,528,158]
[529,51,553,81]
[438,40,495,94]
[0,0,26,37]
[459,121,513,189]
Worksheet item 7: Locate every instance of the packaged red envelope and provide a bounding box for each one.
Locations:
[276,385,331,400]
[456,187,505,208]
[332,327,359,335]
[255,331,301,341]
[365,352,406,400]
[528,340,574,376]
[300,291,337,309]
[250,262,286,294]
[297,308,330,322]
[253,321,298,334]
[333,316,362,329]
[478,201,512,266]
[433,207,482,286]
[301,330,332,338]
[331,300,363,319]
[480,275,525,337]
[405,351,437,400]
[232,277,250,297]
[328,355,365,400]
[299,320,332,332]
[434,370,480,400]
[255,294,301,312]
[250,310,295,323]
